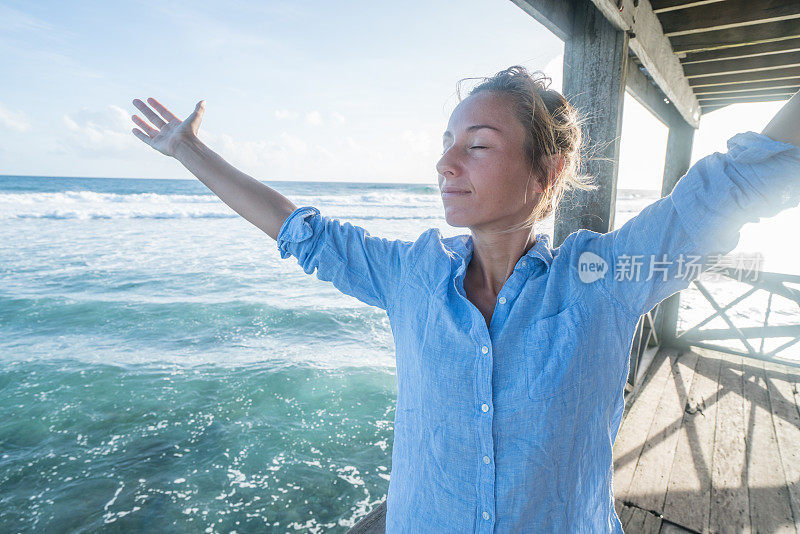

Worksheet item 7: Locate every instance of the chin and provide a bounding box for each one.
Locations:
[442,210,472,229]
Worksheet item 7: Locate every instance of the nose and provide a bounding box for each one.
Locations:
[436,150,456,178]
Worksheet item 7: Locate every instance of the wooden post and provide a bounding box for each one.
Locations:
[657,120,695,346]
[554,0,629,247]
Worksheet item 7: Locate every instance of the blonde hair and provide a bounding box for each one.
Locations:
[455,65,600,234]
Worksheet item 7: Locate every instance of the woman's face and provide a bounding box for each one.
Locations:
[437,91,542,231]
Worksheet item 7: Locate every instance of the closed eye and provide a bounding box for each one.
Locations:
[440,146,487,155]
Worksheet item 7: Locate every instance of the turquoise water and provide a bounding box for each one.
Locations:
[1,175,795,531]
[1,359,395,531]
[0,175,440,532]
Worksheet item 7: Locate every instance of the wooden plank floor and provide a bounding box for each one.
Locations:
[613,346,800,533]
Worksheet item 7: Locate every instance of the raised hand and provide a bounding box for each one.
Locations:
[131,97,205,158]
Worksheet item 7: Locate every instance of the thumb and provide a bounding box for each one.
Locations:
[187,100,205,131]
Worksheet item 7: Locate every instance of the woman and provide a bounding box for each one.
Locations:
[131,66,800,532]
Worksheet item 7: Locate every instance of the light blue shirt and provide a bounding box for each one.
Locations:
[276,131,800,532]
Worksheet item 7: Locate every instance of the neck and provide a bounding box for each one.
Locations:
[466,229,536,298]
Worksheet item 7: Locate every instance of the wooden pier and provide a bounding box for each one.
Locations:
[347,345,800,533]
[613,346,800,533]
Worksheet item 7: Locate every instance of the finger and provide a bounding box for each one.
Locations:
[186,100,205,129]
[132,99,166,129]
[132,115,159,137]
[147,97,179,123]
[131,127,153,146]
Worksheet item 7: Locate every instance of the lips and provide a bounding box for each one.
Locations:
[441,186,471,196]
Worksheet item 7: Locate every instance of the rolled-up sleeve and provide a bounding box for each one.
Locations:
[573,130,800,319]
[276,205,417,313]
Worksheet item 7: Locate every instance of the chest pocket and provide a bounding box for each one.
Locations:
[523,301,588,401]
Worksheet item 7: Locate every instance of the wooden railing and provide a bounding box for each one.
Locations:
[626,300,663,395]
[626,267,800,398]
[672,267,800,368]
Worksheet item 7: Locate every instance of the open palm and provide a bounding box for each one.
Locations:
[131,97,205,158]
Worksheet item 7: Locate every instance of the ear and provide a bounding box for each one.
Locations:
[548,153,566,179]
[531,154,564,193]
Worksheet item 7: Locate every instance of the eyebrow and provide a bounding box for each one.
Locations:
[442,124,503,139]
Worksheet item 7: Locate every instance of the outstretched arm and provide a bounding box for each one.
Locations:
[131,97,296,240]
[131,97,423,314]
[761,90,800,148]
[572,93,800,319]
[174,134,296,240]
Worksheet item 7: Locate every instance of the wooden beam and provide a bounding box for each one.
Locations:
[702,94,792,113]
[590,0,701,127]
[511,0,700,126]
[670,21,800,55]
[659,0,800,37]
[554,1,628,244]
[625,55,685,127]
[693,79,800,96]
[697,87,800,103]
[683,51,800,78]
[698,91,797,103]
[679,36,800,63]
[688,66,800,87]
[507,0,576,42]
[657,119,694,346]
[700,93,794,113]
[650,0,724,12]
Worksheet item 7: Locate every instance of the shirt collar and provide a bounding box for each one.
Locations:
[449,232,554,273]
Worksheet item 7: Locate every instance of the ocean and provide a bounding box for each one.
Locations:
[1,175,797,532]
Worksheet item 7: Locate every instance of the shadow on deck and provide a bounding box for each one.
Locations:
[614,346,800,533]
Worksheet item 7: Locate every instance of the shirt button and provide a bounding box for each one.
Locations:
[520,259,527,267]
[481,345,489,354]
[481,403,489,412]
[483,455,490,464]
[498,296,506,304]
[483,511,490,520]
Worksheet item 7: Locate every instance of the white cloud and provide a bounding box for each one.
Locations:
[0,4,54,34]
[305,110,322,125]
[331,111,346,124]
[274,109,298,120]
[214,133,274,169]
[402,129,434,153]
[0,5,102,81]
[58,104,136,156]
[279,131,309,154]
[201,129,311,171]
[344,136,361,151]
[0,102,32,132]
[186,127,417,181]
[148,1,289,57]
[315,145,337,162]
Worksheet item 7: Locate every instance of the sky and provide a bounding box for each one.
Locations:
[0,0,790,192]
